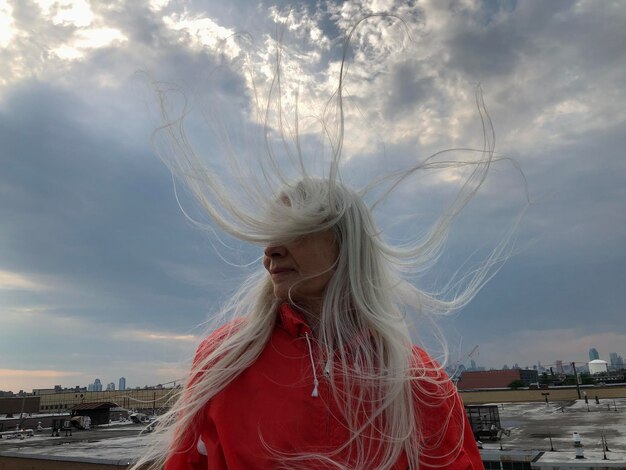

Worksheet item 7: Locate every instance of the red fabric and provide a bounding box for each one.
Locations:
[165,304,484,469]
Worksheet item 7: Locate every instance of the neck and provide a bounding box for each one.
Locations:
[294,298,323,337]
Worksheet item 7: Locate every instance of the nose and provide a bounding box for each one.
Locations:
[264,244,287,258]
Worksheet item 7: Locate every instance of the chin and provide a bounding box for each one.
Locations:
[273,288,290,302]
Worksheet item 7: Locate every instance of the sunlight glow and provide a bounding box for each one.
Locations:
[51,27,127,60]
[149,0,170,11]
[0,270,45,290]
[163,14,240,57]
[0,369,81,379]
[76,27,127,48]
[52,44,83,60]
[0,1,15,47]
[34,0,93,27]
[115,329,198,343]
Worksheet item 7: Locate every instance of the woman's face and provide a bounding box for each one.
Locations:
[263,229,338,309]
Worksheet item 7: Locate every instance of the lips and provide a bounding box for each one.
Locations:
[270,267,295,277]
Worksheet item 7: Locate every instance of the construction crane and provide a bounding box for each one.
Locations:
[449,345,479,381]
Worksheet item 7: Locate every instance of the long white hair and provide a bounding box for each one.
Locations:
[132,16,526,470]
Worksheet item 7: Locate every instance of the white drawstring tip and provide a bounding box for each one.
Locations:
[305,332,321,399]
[311,378,319,398]
[197,436,207,456]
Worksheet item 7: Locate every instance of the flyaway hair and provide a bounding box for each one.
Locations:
[133,16,528,470]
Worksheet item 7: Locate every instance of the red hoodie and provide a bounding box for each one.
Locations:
[165,304,484,469]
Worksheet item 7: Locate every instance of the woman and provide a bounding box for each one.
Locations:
[133,18,516,469]
[133,177,488,469]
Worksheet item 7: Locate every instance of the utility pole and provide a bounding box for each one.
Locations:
[571,362,581,399]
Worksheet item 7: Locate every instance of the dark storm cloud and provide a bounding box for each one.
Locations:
[446,0,626,85]
[0,0,257,329]
[383,61,437,119]
[0,0,262,333]
[445,1,564,79]
[448,121,626,358]
[0,81,234,326]
[448,22,528,79]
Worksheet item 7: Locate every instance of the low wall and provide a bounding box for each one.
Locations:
[0,453,135,470]
[460,385,626,404]
[0,412,126,432]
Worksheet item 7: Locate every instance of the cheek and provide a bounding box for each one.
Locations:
[319,245,339,272]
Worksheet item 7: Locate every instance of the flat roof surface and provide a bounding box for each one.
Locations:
[0,421,149,461]
[1,399,626,465]
[480,398,626,464]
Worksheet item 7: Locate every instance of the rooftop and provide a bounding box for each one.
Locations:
[1,399,625,468]
[479,398,626,467]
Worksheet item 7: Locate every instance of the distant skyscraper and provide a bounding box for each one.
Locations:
[610,353,624,368]
[556,360,564,374]
[470,360,477,370]
[106,382,115,391]
[119,377,126,391]
[93,378,102,392]
[589,348,600,361]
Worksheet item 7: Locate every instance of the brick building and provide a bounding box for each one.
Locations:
[457,369,539,390]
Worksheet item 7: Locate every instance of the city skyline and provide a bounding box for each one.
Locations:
[1,1,625,392]
[5,345,626,394]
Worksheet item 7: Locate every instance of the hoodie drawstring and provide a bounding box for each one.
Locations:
[304,332,319,398]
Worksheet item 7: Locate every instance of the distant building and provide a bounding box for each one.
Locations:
[33,386,86,395]
[589,348,600,361]
[556,360,564,374]
[589,359,608,375]
[119,377,126,391]
[0,396,40,415]
[610,352,624,368]
[106,382,115,391]
[71,402,117,426]
[456,369,539,390]
[88,379,103,392]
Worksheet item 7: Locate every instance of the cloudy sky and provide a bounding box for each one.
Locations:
[1,0,625,392]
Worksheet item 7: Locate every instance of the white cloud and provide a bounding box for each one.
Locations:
[34,0,93,27]
[51,27,127,60]
[113,328,198,343]
[0,269,47,291]
[162,13,240,57]
[0,368,81,378]
[149,0,170,12]
[0,368,82,392]
[0,0,16,48]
